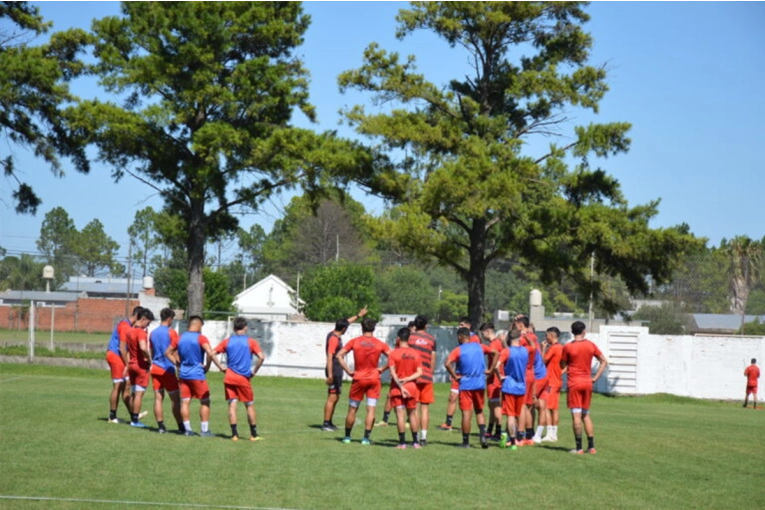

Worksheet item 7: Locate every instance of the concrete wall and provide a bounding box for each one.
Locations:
[192,322,764,401]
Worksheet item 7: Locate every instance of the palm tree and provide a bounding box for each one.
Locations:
[727,236,763,333]
[0,254,45,291]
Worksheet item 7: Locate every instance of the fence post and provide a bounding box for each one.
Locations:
[50,305,55,351]
[28,301,35,362]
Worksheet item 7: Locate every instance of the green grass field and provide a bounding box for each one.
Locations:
[1,363,763,510]
[0,329,107,344]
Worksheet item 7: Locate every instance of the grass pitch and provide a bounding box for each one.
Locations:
[0,363,763,510]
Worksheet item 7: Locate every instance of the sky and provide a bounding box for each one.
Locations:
[2,1,764,270]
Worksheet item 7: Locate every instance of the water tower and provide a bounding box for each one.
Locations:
[529,288,544,328]
[43,265,55,293]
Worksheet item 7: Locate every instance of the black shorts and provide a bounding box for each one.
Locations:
[326,368,343,395]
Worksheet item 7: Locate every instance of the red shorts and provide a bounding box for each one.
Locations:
[391,382,419,410]
[459,389,485,412]
[545,385,562,410]
[746,385,758,394]
[487,382,502,401]
[224,371,254,403]
[349,379,382,402]
[106,351,126,381]
[501,393,524,417]
[535,376,549,399]
[450,377,459,392]
[416,381,435,404]
[180,379,210,400]
[128,365,150,388]
[567,382,593,410]
[151,368,179,392]
[524,376,536,405]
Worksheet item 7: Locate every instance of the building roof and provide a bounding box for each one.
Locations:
[234,274,305,305]
[61,281,137,295]
[0,290,82,303]
[691,313,765,331]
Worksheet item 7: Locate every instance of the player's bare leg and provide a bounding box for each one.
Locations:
[377,392,393,426]
[168,391,183,431]
[153,389,165,429]
[440,390,458,430]
[460,408,472,447]
[533,398,548,443]
[363,404,377,442]
[199,399,212,436]
[343,402,359,442]
[121,382,132,416]
[228,400,239,439]
[130,389,146,426]
[180,398,193,435]
[475,409,488,448]
[324,393,338,423]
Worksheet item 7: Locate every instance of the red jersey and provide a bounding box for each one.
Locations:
[388,346,422,381]
[544,343,563,387]
[118,321,132,344]
[561,339,603,387]
[520,336,536,378]
[344,335,391,381]
[127,327,150,369]
[410,330,436,383]
[744,365,760,386]
[469,333,481,344]
[487,338,504,386]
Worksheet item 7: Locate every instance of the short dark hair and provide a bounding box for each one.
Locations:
[398,328,411,343]
[509,328,521,340]
[480,322,495,332]
[131,306,144,317]
[457,327,470,339]
[361,317,377,333]
[160,308,175,322]
[335,318,350,333]
[571,321,586,335]
[414,314,428,330]
[189,315,204,326]
[516,315,529,328]
[459,316,471,325]
[407,321,416,329]
[137,308,155,322]
[233,317,248,331]
[546,326,560,338]
[753,358,757,364]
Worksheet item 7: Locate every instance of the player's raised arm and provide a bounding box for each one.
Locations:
[252,348,265,376]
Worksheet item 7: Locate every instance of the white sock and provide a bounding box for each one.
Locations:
[201,421,209,433]
[550,426,557,434]
[535,426,544,437]
[183,421,192,432]
[420,429,427,440]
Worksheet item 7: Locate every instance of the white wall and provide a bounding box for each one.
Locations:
[175,321,765,401]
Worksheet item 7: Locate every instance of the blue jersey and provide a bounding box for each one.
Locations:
[449,343,490,391]
[220,335,258,378]
[107,319,130,355]
[501,346,528,396]
[533,347,547,379]
[177,331,208,381]
[149,325,175,373]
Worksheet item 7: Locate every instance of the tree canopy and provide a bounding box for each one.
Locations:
[74,2,366,315]
[340,1,698,325]
[0,1,89,214]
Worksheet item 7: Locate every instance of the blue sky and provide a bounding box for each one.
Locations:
[2,1,764,267]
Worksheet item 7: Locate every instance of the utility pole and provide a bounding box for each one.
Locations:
[126,242,133,317]
[336,234,340,262]
[588,253,594,333]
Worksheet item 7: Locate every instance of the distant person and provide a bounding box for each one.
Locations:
[376,320,413,428]
[336,317,391,445]
[560,321,609,454]
[388,327,423,449]
[480,322,504,441]
[497,327,528,450]
[515,315,538,445]
[530,324,548,444]
[541,326,564,442]
[743,359,760,409]
[322,307,367,432]
[165,315,224,437]
[409,315,437,446]
[214,317,265,441]
[444,327,498,448]
[106,305,142,424]
[149,308,183,433]
[440,316,480,431]
[126,308,155,428]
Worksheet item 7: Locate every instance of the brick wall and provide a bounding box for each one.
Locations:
[0,298,141,333]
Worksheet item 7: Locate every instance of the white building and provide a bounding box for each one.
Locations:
[233,274,304,321]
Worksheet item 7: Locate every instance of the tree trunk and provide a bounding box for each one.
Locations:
[186,203,206,317]
[467,220,487,328]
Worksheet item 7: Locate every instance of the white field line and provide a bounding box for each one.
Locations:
[0,495,302,510]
